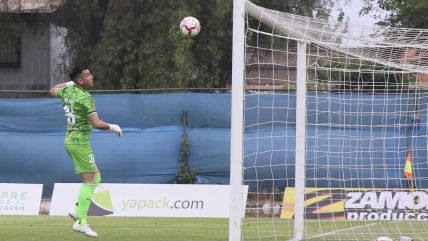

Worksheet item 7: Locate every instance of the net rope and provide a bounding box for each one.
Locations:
[246,1,428,75]
[242,1,428,240]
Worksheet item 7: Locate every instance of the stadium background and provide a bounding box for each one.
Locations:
[1,92,427,195]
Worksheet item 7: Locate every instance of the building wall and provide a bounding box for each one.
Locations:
[50,24,67,88]
[0,22,50,96]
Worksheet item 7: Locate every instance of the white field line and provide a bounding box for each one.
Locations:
[302,223,379,240]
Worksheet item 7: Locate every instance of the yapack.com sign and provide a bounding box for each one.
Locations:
[281,188,428,221]
[122,198,204,211]
[50,184,248,218]
[0,183,43,215]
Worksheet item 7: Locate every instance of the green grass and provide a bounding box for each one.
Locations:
[0,216,228,241]
[1,216,428,240]
[242,219,428,240]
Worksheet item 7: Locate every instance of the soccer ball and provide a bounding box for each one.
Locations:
[375,237,392,241]
[180,17,201,37]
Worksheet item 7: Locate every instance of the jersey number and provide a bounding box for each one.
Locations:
[63,106,76,126]
[89,154,95,163]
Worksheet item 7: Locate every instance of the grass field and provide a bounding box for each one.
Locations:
[1,216,427,240]
[241,219,428,240]
[0,216,229,241]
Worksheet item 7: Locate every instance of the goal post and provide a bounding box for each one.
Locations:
[230,0,428,240]
[229,0,245,240]
[294,41,307,240]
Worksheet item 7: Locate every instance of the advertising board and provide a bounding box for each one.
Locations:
[50,184,248,218]
[0,183,43,215]
[281,188,428,221]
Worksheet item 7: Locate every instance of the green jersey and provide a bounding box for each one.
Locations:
[56,85,97,145]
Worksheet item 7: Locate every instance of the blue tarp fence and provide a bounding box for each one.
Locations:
[0,93,427,195]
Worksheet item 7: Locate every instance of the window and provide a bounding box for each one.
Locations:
[0,34,21,67]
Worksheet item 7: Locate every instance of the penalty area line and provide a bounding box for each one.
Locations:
[288,223,379,240]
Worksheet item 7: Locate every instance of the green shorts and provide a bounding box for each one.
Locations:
[65,144,96,174]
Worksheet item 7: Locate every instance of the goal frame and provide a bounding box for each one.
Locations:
[229,1,308,240]
[229,0,245,240]
[230,0,428,240]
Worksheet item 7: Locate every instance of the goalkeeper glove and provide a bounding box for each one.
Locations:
[109,124,122,137]
[65,81,75,86]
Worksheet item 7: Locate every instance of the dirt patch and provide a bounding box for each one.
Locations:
[39,197,51,215]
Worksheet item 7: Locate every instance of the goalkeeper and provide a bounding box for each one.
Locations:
[50,66,122,238]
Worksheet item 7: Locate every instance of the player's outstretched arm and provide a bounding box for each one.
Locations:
[88,114,122,136]
[50,81,74,97]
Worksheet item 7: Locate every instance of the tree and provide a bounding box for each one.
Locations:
[53,0,350,89]
[1,0,344,90]
[50,0,232,89]
[360,0,428,28]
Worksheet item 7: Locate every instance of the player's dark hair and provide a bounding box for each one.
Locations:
[69,66,88,81]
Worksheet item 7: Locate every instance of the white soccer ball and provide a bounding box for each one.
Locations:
[180,16,201,37]
[376,237,393,241]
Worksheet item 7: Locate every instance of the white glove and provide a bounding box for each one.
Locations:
[65,81,75,86]
[109,124,122,137]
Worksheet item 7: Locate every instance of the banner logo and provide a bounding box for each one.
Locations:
[88,185,115,216]
[281,188,428,221]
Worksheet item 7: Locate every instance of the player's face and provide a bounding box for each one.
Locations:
[77,70,94,87]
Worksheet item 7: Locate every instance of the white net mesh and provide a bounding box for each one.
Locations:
[246,1,428,75]
[242,1,428,240]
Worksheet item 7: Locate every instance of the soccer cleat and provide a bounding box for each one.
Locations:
[68,207,78,221]
[73,221,98,238]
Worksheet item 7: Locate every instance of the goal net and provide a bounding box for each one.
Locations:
[231,0,428,240]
